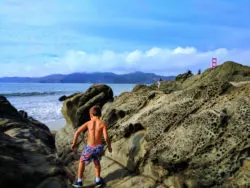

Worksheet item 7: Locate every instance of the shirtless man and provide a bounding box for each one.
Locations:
[71,106,112,188]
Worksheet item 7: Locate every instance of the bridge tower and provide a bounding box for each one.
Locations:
[212,58,217,68]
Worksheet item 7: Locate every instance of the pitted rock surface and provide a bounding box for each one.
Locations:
[55,62,250,187]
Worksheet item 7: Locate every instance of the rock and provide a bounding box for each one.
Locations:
[59,95,67,101]
[223,159,250,187]
[158,80,182,94]
[97,64,250,187]
[147,91,156,100]
[141,160,168,181]
[0,96,19,117]
[18,110,28,119]
[163,176,182,188]
[36,177,70,188]
[106,131,147,172]
[58,93,79,102]
[132,84,149,92]
[61,84,113,128]
[0,96,71,188]
[55,125,78,161]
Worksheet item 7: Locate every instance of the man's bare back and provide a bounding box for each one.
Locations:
[71,117,111,149]
[86,118,105,146]
[71,106,112,153]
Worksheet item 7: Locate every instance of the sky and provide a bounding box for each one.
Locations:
[1,0,250,77]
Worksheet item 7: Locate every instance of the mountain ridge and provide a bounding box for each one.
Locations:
[0,72,175,84]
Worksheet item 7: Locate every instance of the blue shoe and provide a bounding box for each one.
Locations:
[95,177,104,187]
[72,181,83,188]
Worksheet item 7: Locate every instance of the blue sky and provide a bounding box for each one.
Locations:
[1,0,250,76]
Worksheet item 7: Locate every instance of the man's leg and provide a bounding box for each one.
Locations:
[94,160,101,178]
[72,160,85,187]
[78,160,85,180]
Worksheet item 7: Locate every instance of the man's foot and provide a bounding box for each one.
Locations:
[72,181,83,188]
[95,177,104,187]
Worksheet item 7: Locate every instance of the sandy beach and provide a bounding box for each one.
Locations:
[46,118,66,131]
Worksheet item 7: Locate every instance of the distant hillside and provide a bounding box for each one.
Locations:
[158,61,250,93]
[0,72,175,84]
[182,61,250,88]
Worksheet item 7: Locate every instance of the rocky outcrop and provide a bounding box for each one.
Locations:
[100,79,250,187]
[56,62,250,187]
[0,96,71,188]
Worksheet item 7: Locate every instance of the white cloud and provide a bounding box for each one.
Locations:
[126,50,142,64]
[146,48,161,57]
[173,47,197,54]
[1,47,250,77]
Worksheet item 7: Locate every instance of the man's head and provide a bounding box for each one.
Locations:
[89,105,102,118]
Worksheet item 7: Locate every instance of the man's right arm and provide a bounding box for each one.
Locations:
[103,123,112,152]
[71,122,88,151]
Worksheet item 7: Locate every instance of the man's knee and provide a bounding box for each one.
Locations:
[79,159,85,165]
[94,160,100,167]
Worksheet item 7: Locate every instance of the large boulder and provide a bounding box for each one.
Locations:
[0,96,71,188]
[62,84,113,128]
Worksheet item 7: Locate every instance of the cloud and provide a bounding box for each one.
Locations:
[1,47,250,77]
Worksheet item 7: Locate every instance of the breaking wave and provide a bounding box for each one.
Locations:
[1,91,65,97]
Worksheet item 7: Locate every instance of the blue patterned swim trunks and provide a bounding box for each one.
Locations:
[80,144,104,165]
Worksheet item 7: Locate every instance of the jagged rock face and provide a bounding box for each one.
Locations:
[0,96,54,148]
[56,84,113,157]
[61,84,113,128]
[0,96,71,188]
[100,80,250,187]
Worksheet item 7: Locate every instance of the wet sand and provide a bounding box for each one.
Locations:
[46,118,66,131]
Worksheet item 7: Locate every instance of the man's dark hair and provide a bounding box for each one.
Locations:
[89,105,102,117]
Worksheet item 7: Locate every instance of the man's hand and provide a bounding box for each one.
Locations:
[108,145,112,153]
[71,143,77,151]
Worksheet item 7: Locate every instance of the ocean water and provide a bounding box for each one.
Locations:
[0,83,135,125]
